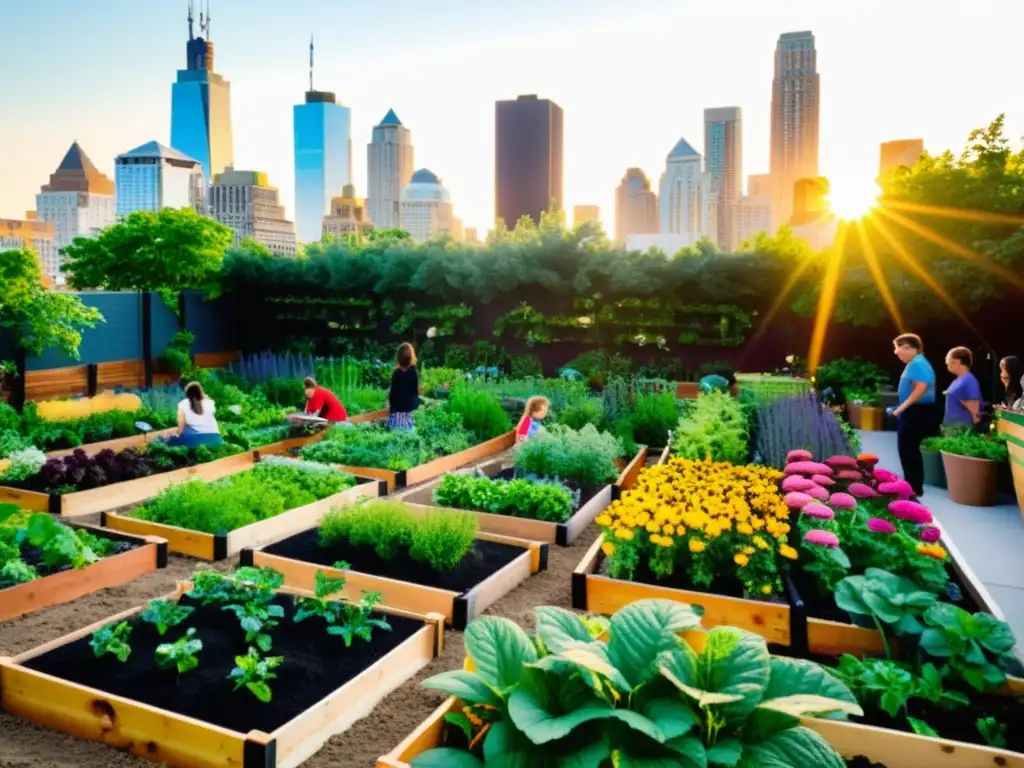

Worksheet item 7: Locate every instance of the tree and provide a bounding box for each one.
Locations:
[62,207,233,308]
[0,248,103,358]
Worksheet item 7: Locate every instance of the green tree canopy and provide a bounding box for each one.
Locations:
[63,207,233,307]
[0,248,103,358]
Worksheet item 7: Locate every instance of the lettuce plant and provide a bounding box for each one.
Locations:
[433,474,575,523]
[918,602,1018,692]
[412,600,859,767]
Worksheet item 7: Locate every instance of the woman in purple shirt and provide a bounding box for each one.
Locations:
[943,346,983,426]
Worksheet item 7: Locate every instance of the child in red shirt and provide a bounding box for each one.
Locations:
[303,377,348,423]
[515,396,549,442]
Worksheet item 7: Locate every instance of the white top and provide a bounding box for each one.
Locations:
[177,398,219,434]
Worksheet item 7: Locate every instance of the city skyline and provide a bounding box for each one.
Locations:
[0,0,1019,237]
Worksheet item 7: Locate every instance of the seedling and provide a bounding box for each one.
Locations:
[189,567,284,607]
[90,620,133,662]
[293,564,349,625]
[328,591,391,648]
[141,599,195,636]
[223,600,285,652]
[155,628,203,674]
[977,716,1008,747]
[229,647,283,703]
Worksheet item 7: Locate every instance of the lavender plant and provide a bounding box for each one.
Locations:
[230,351,316,387]
[754,392,853,469]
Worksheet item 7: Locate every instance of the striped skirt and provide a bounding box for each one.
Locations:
[387,411,415,430]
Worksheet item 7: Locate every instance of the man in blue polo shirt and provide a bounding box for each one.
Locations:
[892,333,939,496]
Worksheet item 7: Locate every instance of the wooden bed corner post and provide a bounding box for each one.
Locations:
[243,730,277,768]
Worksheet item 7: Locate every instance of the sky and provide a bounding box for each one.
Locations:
[0,0,1020,236]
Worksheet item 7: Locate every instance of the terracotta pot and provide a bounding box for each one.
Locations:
[922,449,947,489]
[859,406,884,431]
[846,403,861,428]
[941,451,999,507]
[676,382,700,399]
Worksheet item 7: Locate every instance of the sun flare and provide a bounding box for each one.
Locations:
[827,177,881,221]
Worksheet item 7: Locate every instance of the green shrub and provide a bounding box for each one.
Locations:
[563,350,631,389]
[557,398,602,430]
[672,390,748,464]
[509,354,542,379]
[446,384,511,442]
[259,378,305,408]
[319,499,415,560]
[815,357,891,402]
[514,424,620,486]
[434,474,575,522]
[632,391,678,447]
[930,431,1008,461]
[162,330,195,375]
[420,367,465,393]
[409,508,478,571]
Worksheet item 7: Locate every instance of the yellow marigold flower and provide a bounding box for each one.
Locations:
[736,522,754,536]
[917,543,947,560]
[676,524,687,535]
[761,585,773,595]
[646,521,660,533]
[614,528,634,541]
[689,539,706,553]
[750,517,766,530]
[601,541,616,556]
[596,514,612,527]
[779,544,799,560]
[743,546,755,555]
[752,535,769,550]
[734,553,750,567]
[662,524,675,535]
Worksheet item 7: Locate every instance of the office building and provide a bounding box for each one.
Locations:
[659,137,714,245]
[734,195,772,245]
[464,227,480,244]
[34,141,115,283]
[495,94,563,227]
[748,173,771,198]
[770,31,820,229]
[401,169,462,242]
[322,183,374,240]
[573,205,599,228]
[792,176,830,226]
[614,167,659,242]
[170,1,234,186]
[293,39,352,244]
[367,109,414,231]
[879,139,924,178]
[0,216,57,279]
[704,107,742,250]
[115,141,205,217]
[209,168,297,256]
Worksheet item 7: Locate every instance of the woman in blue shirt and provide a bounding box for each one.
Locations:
[943,346,982,427]
[892,333,939,496]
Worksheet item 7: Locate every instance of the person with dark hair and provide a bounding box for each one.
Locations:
[892,333,938,495]
[387,343,420,430]
[943,346,982,426]
[303,377,348,423]
[166,381,223,448]
[998,356,1024,410]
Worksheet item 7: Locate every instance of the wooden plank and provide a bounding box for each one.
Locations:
[247,431,325,458]
[96,360,145,390]
[350,408,389,424]
[375,697,456,767]
[563,486,613,545]
[193,351,241,369]
[616,445,648,490]
[0,486,50,512]
[657,443,671,465]
[807,618,889,657]
[25,366,89,401]
[103,513,218,560]
[46,429,177,460]
[404,431,516,487]
[272,625,438,768]
[460,549,534,621]
[0,535,164,623]
[336,465,400,490]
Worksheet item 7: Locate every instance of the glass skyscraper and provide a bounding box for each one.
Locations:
[170,6,234,188]
[293,91,352,244]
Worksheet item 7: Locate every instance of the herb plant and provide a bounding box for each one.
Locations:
[293,567,392,645]
[155,628,203,674]
[671,390,749,464]
[976,716,1008,747]
[229,647,283,703]
[513,424,621,486]
[433,474,575,523]
[187,567,284,607]
[408,509,479,572]
[90,620,133,662]
[140,599,195,636]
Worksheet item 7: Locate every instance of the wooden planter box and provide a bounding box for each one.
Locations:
[335,430,516,491]
[242,520,548,630]
[615,445,648,490]
[848,403,883,430]
[0,582,445,768]
[102,477,386,561]
[46,429,178,459]
[0,451,259,518]
[0,524,168,623]
[255,409,391,459]
[998,411,1024,518]
[571,534,793,645]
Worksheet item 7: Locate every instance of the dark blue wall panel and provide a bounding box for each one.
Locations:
[27,292,143,370]
[0,329,17,361]
[150,294,179,358]
[185,292,235,354]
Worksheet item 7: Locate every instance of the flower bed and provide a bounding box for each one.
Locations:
[0,507,168,622]
[573,457,798,644]
[241,498,547,629]
[0,567,444,768]
[102,456,381,561]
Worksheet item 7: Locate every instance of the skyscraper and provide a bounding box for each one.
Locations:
[659,138,714,244]
[35,142,115,282]
[770,31,820,230]
[367,109,414,231]
[573,205,599,228]
[293,38,352,244]
[614,168,659,242]
[704,107,742,250]
[323,184,374,240]
[170,0,234,188]
[747,173,771,198]
[115,141,205,218]
[495,95,563,228]
[401,169,462,242]
[879,139,924,178]
[210,168,297,256]
[0,217,57,282]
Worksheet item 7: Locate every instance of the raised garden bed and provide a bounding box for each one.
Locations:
[256,409,390,460]
[242,501,547,630]
[0,576,445,768]
[615,444,648,490]
[0,451,258,517]
[45,429,178,459]
[0,515,168,622]
[102,464,384,561]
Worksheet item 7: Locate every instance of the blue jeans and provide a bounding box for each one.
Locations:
[164,427,224,449]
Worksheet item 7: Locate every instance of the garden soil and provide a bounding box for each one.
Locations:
[0,471,598,767]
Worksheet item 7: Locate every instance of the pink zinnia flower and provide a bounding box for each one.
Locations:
[786,449,814,463]
[879,480,914,499]
[873,468,897,483]
[802,502,835,520]
[830,492,856,510]
[785,461,833,476]
[805,485,830,501]
[782,475,817,493]
[785,491,813,510]
[867,517,897,534]
[812,474,835,487]
[804,529,840,547]
[920,525,942,543]
[826,455,859,469]
[837,469,864,481]
[849,482,879,498]
[889,500,933,525]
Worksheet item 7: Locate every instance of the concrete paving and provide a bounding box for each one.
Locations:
[858,430,1024,643]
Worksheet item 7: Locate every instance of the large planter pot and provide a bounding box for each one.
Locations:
[922,448,947,489]
[858,405,884,431]
[676,381,700,399]
[941,451,999,506]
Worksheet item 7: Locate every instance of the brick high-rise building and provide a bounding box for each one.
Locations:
[614,167,658,242]
[495,95,563,228]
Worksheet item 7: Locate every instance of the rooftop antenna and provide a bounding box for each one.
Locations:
[206,0,211,40]
[199,0,210,39]
[309,35,314,92]
[187,0,194,39]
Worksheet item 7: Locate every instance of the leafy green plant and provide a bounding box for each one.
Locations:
[976,716,1008,747]
[292,567,391,645]
[918,602,1018,692]
[293,567,349,624]
[223,599,286,652]
[835,568,939,656]
[447,384,512,442]
[319,499,416,560]
[672,390,749,464]
[632,391,679,447]
[509,355,542,379]
[90,620,133,662]
[409,509,479,572]
[832,656,968,722]
[433,474,575,523]
[513,424,621,486]
[928,431,1008,462]
[187,566,284,607]
[229,647,284,703]
[155,627,203,674]
[814,358,891,402]
[330,591,391,647]
[162,330,195,375]
[141,599,195,636]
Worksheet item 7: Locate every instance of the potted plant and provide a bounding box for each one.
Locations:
[933,431,1009,506]
[921,436,948,489]
[846,389,883,431]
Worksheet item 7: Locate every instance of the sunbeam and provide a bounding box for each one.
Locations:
[854,220,905,330]
[881,198,1024,227]
[806,221,849,375]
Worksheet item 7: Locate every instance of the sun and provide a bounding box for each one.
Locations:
[827,177,881,221]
